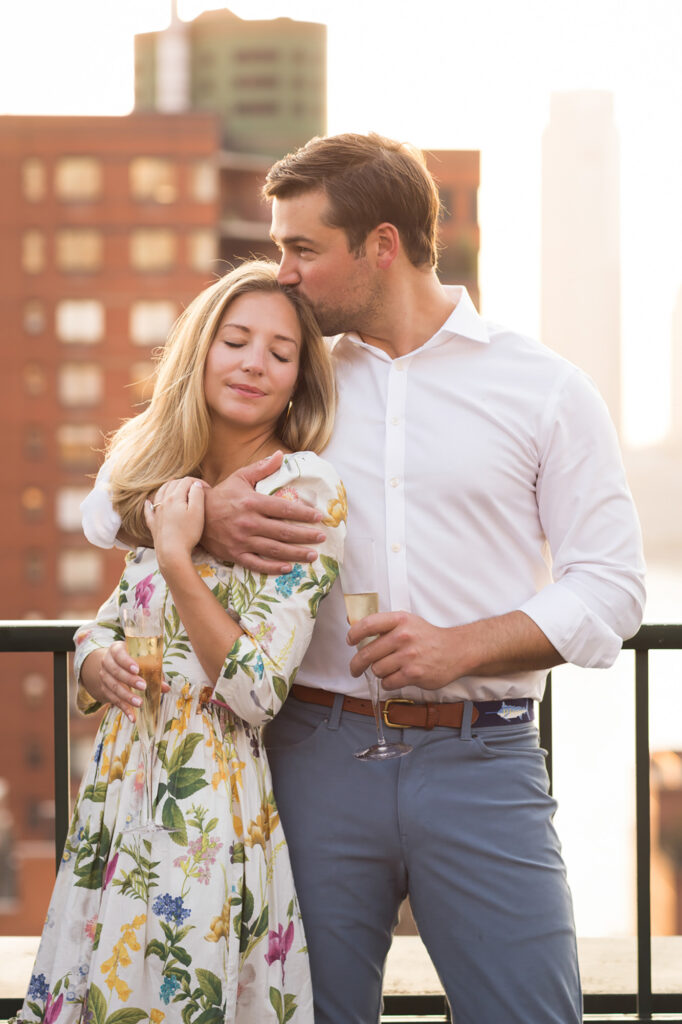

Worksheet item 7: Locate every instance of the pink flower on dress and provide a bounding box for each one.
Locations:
[134,573,155,610]
[264,921,294,980]
[84,915,98,941]
[103,852,119,891]
[44,992,64,1024]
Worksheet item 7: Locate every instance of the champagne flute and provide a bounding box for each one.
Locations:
[339,538,412,761]
[122,605,171,833]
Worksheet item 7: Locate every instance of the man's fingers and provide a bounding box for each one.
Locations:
[251,494,324,526]
[240,451,285,487]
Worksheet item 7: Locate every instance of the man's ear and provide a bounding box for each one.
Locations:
[370,222,400,269]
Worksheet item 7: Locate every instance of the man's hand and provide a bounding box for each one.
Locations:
[348,612,462,690]
[202,451,326,573]
[347,610,563,691]
[80,643,170,722]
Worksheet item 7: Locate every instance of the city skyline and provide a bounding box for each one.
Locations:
[2,0,682,446]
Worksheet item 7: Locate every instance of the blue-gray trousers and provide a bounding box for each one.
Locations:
[263,694,582,1024]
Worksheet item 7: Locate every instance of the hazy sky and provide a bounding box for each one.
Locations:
[2,0,681,445]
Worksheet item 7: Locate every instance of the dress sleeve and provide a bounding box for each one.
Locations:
[211,454,347,726]
[80,459,127,550]
[72,564,127,715]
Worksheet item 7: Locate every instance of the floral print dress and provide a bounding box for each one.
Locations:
[14,453,346,1024]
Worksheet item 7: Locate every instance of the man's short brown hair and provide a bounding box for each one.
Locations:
[263,132,442,269]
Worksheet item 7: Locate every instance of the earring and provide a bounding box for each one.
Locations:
[285,399,293,423]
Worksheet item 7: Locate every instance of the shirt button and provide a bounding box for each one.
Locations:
[391,543,401,553]
[394,362,406,372]
[390,478,399,488]
[391,417,400,426]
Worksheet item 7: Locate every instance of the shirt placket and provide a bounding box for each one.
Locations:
[384,357,411,612]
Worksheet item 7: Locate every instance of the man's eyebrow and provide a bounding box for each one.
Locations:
[269,232,317,246]
[221,321,299,345]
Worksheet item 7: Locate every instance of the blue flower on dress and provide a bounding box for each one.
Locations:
[152,893,191,925]
[253,654,264,678]
[275,563,305,597]
[93,740,103,766]
[27,973,49,1001]
[159,975,181,1004]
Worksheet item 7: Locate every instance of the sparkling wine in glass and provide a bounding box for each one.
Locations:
[340,539,412,762]
[122,606,171,833]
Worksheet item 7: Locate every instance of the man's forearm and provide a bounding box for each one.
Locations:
[449,610,564,679]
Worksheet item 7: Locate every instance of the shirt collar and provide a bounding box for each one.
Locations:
[333,285,489,357]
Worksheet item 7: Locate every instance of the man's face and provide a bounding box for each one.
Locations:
[270,190,382,336]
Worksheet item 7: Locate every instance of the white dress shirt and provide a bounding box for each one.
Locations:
[81,286,646,702]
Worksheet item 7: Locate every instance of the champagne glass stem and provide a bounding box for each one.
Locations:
[142,734,154,824]
[365,670,389,747]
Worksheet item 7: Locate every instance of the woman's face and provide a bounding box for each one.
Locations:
[204,290,302,434]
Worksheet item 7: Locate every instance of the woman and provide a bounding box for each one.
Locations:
[14,262,346,1024]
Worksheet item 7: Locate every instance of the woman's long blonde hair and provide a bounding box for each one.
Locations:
[107,260,335,544]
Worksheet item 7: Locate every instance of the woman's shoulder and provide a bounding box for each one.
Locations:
[255,451,342,494]
[256,451,346,527]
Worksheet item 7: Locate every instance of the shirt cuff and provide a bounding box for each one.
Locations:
[80,483,125,550]
[519,583,623,669]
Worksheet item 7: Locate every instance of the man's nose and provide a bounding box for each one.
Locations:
[277,252,300,287]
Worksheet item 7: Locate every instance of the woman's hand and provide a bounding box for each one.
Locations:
[80,642,170,723]
[145,477,207,570]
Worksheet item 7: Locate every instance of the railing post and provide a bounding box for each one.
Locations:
[539,672,553,794]
[635,647,652,1021]
[52,649,71,871]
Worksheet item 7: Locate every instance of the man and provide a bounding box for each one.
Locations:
[82,133,645,1024]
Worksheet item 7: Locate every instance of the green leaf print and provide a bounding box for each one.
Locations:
[170,944,192,966]
[193,1009,225,1024]
[105,1010,148,1024]
[161,797,187,845]
[230,841,245,863]
[283,993,298,1023]
[195,968,223,1006]
[145,938,166,960]
[167,732,204,773]
[168,766,208,801]
[269,988,284,1023]
[272,676,288,704]
[320,554,340,581]
[73,821,112,890]
[81,781,109,803]
[112,837,160,902]
[242,884,255,925]
[27,1001,43,1018]
[86,983,107,1024]
[252,905,269,938]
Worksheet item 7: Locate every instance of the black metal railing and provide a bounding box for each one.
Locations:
[0,621,681,1024]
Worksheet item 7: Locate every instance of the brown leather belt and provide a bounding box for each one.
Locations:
[291,683,480,730]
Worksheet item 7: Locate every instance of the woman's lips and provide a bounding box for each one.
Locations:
[228,383,266,397]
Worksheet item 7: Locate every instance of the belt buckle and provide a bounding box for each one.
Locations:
[382,698,414,728]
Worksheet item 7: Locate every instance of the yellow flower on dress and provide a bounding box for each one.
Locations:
[322,481,348,528]
[195,563,214,579]
[110,740,132,782]
[245,805,280,851]
[205,900,231,943]
[150,1011,165,1024]
[170,683,192,734]
[101,914,146,1001]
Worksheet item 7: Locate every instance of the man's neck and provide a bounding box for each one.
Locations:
[356,271,458,360]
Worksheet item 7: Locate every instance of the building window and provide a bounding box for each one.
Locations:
[235,49,277,61]
[56,299,104,344]
[130,301,176,346]
[190,161,218,203]
[22,672,47,706]
[56,229,103,272]
[58,548,103,592]
[58,363,103,407]
[130,158,178,204]
[22,158,46,201]
[234,103,277,116]
[24,299,46,335]
[24,424,46,460]
[25,549,46,584]
[57,423,101,469]
[129,360,156,406]
[188,230,217,272]
[25,739,44,769]
[233,75,277,88]
[130,229,177,271]
[56,486,91,531]
[55,157,102,201]
[22,230,46,273]
[21,486,46,521]
[23,363,47,397]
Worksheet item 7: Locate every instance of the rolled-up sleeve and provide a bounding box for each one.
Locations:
[519,368,646,668]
